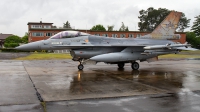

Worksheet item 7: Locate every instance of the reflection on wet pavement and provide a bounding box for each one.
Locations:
[22,60,200,101]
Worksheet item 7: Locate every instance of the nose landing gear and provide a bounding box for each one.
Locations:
[78,59,84,70]
[78,64,84,70]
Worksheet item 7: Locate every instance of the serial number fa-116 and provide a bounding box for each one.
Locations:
[16,11,197,70]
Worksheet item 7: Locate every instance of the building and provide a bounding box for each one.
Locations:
[82,30,186,44]
[0,34,13,48]
[27,21,186,43]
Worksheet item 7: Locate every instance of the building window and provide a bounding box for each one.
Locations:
[32,32,44,37]
[112,34,115,37]
[95,34,100,36]
[112,34,118,38]
[102,34,108,37]
[31,25,42,28]
[128,34,133,38]
[44,25,51,28]
[46,33,53,37]
[120,34,125,38]
[137,34,141,37]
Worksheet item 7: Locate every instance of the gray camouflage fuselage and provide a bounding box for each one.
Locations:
[16,35,178,63]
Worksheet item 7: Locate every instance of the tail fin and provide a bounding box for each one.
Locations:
[140,11,182,39]
[151,11,182,35]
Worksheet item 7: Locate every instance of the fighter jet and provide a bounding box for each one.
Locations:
[16,11,197,70]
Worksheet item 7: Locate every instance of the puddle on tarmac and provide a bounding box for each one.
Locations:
[67,68,200,95]
[41,64,200,101]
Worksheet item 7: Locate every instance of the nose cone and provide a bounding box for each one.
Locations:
[15,41,42,51]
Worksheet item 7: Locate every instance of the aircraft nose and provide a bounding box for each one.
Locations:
[15,41,42,51]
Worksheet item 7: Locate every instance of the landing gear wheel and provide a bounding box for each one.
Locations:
[131,62,139,70]
[78,64,84,70]
[118,63,125,69]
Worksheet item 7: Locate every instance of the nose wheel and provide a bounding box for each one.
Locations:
[131,62,139,70]
[78,64,84,70]
[77,59,84,70]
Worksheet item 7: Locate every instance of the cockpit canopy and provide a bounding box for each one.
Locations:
[50,31,90,39]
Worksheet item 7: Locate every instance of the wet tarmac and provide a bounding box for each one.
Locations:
[0,52,30,59]
[46,91,200,112]
[0,59,200,112]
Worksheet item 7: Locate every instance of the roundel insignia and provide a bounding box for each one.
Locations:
[85,39,89,42]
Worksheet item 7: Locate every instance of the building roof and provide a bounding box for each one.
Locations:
[0,34,13,40]
[27,21,53,25]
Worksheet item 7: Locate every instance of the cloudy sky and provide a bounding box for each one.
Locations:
[0,0,200,37]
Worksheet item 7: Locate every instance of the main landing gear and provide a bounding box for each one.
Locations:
[131,62,139,70]
[118,63,125,69]
[117,62,140,70]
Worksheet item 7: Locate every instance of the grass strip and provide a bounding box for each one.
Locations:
[15,53,72,60]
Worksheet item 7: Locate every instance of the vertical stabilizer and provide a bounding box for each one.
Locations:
[151,11,182,35]
[140,11,182,39]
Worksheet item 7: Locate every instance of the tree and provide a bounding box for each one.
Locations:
[138,7,190,32]
[119,22,129,31]
[125,27,129,31]
[107,25,114,31]
[63,21,71,28]
[4,35,22,48]
[186,32,200,48]
[90,24,106,31]
[52,26,57,28]
[191,15,200,36]
[178,13,191,32]
[21,32,28,44]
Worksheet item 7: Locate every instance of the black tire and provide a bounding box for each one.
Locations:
[78,64,84,70]
[118,63,125,68]
[131,62,139,70]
